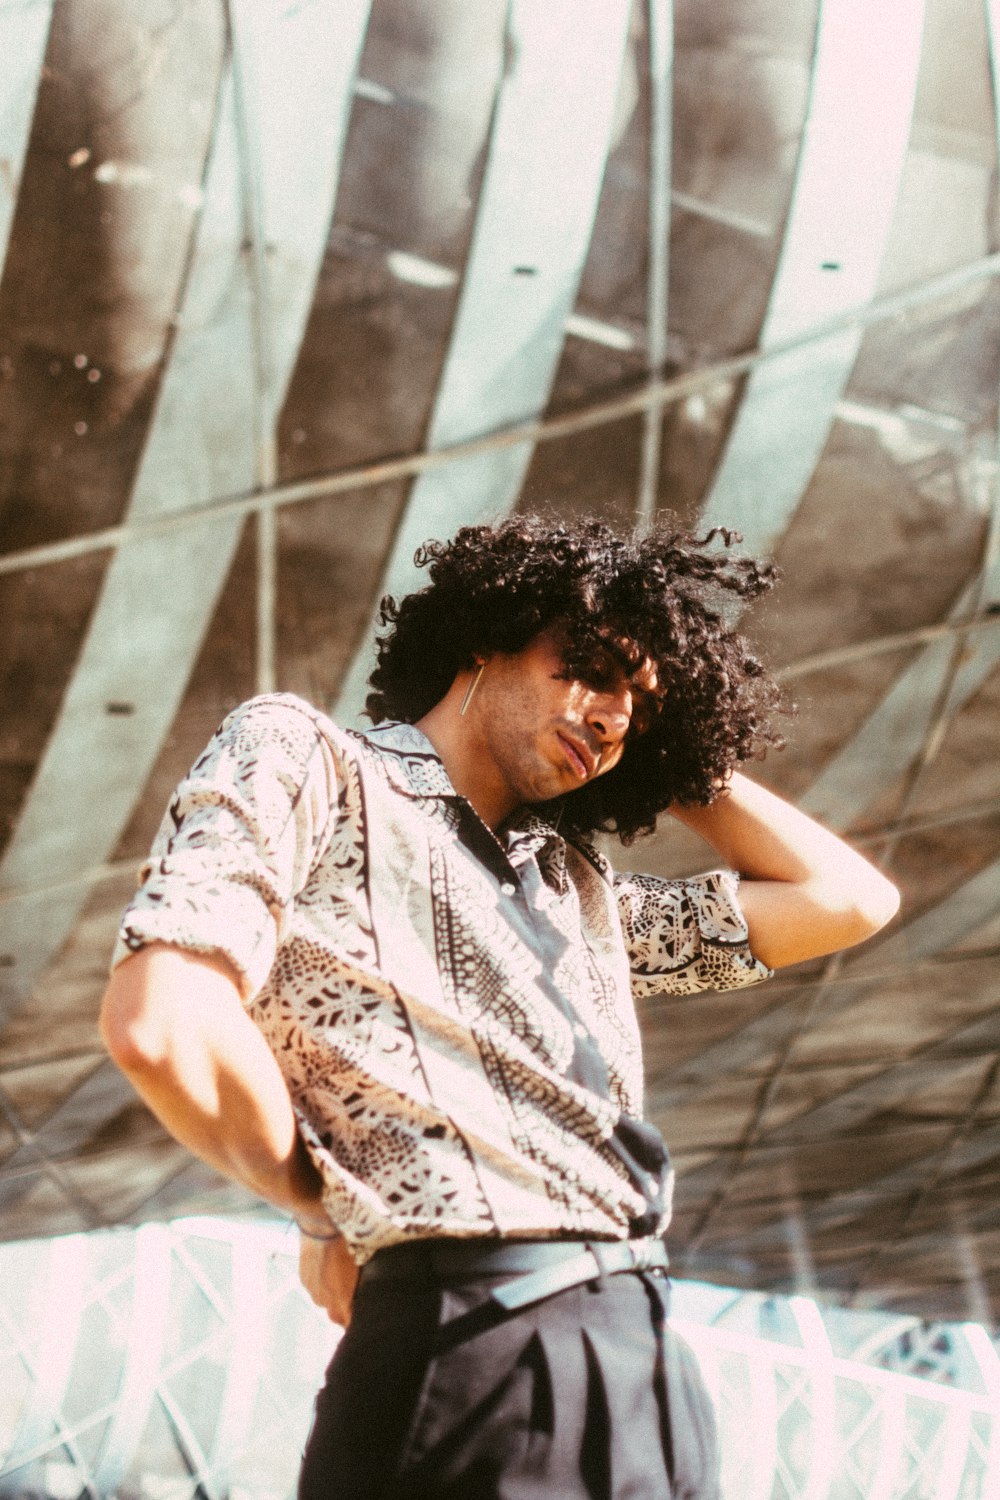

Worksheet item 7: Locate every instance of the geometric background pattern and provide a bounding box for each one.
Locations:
[1,1220,998,1500]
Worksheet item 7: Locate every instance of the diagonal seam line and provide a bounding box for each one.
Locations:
[0,250,998,579]
[847,1053,1000,1292]
[683,952,847,1251]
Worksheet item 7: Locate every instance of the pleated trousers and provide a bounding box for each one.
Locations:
[298,1260,721,1500]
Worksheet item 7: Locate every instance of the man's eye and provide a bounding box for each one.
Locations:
[628,698,661,738]
[582,651,622,692]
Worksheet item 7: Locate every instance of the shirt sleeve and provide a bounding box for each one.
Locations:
[111,694,340,1001]
[614,867,773,998]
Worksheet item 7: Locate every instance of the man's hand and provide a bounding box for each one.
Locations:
[299,1233,360,1327]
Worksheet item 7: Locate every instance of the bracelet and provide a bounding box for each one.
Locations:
[294,1218,341,1242]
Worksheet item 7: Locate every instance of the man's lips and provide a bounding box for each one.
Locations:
[557,732,597,780]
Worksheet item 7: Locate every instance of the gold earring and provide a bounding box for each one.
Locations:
[459,661,486,716]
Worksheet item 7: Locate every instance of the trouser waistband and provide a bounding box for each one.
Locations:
[363,1235,669,1312]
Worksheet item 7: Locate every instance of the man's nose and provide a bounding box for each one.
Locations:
[586,690,632,744]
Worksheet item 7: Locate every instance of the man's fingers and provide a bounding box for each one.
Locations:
[298,1232,358,1325]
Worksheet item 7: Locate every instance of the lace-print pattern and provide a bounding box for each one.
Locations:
[536,866,643,1116]
[313,1086,495,1246]
[429,841,573,1073]
[118,699,340,995]
[359,722,455,800]
[114,694,771,1262]
[291,749,377,962]
[615,868,772,998]
[428,845,644,1230]
[474,1014,644,1229]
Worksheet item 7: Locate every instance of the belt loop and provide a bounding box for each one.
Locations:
[631,1238,652,1272]
[586,1241,614,1285]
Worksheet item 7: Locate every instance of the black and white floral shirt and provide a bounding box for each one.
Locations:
[113,694,771,1263]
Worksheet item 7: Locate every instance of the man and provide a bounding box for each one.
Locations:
[100,517,899,1499]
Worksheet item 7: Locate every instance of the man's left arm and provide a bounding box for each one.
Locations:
[670,772,900,969]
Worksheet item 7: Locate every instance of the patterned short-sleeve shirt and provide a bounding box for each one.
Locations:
[113,694,771,1263]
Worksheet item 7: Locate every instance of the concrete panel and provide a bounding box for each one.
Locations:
[0,2,371,1021]
[698,0,925,555]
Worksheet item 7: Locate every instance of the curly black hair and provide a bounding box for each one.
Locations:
[365,515,789,843]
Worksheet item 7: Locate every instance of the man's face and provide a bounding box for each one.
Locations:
[470,628,660,812]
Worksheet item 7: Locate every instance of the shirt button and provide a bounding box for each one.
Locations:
[500,881,516,896]
[573,1023,588,1039]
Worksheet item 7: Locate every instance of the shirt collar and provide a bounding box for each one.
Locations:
[505,811,569,893]
[358,721,569,890]
[357,721,456,799]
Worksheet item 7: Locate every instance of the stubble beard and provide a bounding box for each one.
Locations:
[490,719,571,811]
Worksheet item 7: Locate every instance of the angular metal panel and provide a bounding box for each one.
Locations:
[698,0,925,555]
[1,1058,136,1170]
[0,67,248,1017]
[207,1233,269,1491]
[802,0,1000,828]
[2,1234,88,1469]
[636,0,674,531]
[655,855,1000,1096]
[747,1026,998,1150]
[790,1297,837,1500]
[801,575,1000,828]
[720,1118,1000,1254]
[0,2,371,1021]
[0,0,53,266]
[336,0,633,720]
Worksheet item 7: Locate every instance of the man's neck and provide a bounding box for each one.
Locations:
[416,687,517,831]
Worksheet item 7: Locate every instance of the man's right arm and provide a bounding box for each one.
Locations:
[101,941,360,1324]
[100,942,359,1320]
[100,698,364,1320]
[100,941,332,1230]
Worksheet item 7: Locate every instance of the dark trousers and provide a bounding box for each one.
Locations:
[298,1262,720,1499]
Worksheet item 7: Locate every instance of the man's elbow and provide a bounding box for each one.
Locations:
[99,966,174,1078]
[840,870,901,947]
[100,989,156,1076]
